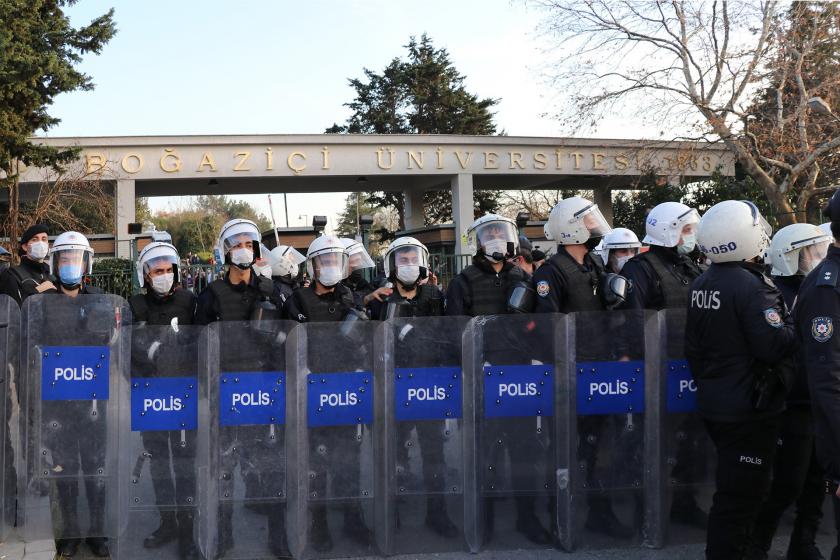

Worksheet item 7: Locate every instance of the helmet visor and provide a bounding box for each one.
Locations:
[391,245,429,269]
[51,248,91,284]
[475,221,518,250]
[312,251,349,284]
[280,246,306,266]
[222,230,260,256]
[142,254,178,278]
[798,240,829,274]
[345,242,375,271]
[575,204,612,238]
[742,201,772,238]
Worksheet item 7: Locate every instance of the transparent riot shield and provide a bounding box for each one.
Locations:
[20,294,129,548]
[568,309,652,550]
[114,324,208,560]
[463,313,568,552]
[376,316,470,555]
[206,320,295,560]
[0,295,20,540]
[656,308,715,545]
[288,320,379,559]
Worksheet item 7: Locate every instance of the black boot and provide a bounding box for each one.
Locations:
[145,510,179,548]
[786,523,826,560]
[744,520,773,560]
[585,496,634,540]
[56,538,81,557]
[310,506,333,553]
[86,537,109,558]
[177,510,203,560]
[342,504,372,547]
[670,492,708,529]
[425,495,458,538]
[515,496,552,545]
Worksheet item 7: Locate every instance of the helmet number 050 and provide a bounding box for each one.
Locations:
[700,242,737,255]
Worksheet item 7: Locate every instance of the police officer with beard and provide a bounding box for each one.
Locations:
[0,224,57,304]
[283,235,371,552]
[267,245,305,307]
[534,196,636,540]
[795,190,840,560]
[685,200,797,560]
[129,242,201,560]
[745,223,832,560]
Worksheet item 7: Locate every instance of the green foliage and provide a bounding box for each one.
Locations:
[0,0,116,178]
[90,257,133,298]
[328,34,500,231]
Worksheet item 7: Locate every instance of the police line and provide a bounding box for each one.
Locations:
[9,294,717,559]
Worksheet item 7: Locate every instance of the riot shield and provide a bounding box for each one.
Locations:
[0,295,20,540]
[567,309,652,550]
[288,320,379,559]
[114,323,209,560]
[206,320,296,560]
[376,316,470,555]
[463,313,568,552]
[19,294,129,548]
[656,308,715,545]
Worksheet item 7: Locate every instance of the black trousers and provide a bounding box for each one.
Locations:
[704,415,781,560]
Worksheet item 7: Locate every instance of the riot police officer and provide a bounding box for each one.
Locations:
[284,235,371,552]
[594,228,641,274]
[795,191,840,560]
[267,245,305,307]
[129,242,201,560]
[511,235,536,278]
[745,223,832,560]
[621,202,702,310]
[685,200,797,560]
[195,219,276,324]
[44,232,108,557]
[0,224,57,304]
[340,238,381,305]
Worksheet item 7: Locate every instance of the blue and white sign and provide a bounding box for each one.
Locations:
[395,366,461,422]
[666,359,697,413]
[484,364,553,419]
[220,371,285,427]
[131,376,198,432]
[576,361,644,416]
[41,346,109,401]
[307,371,373,428]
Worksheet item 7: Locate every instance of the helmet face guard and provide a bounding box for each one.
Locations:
[307,250,349,287]
[386,245,429,279]
[51,248,93,288]
[342,240,375,272]
[472,220,518,261]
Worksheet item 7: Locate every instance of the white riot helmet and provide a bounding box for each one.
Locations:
[216,219,261,270]
[49,231,94,289]
[547,196,611,246]
[820,222,833,238]
[595,227,642,272]
[384,237,430,287]
[643,202,701,251]
[137,242,180,295]
[340,238,375,275]
[466,214,519,262]
[306,235,348,287]
[697,200,772,264]
[544,222,554,241]
[767,223,832,276]
[269,245,306,278]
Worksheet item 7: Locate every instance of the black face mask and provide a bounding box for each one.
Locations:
[584,236,602,251]
[348,269,365,285]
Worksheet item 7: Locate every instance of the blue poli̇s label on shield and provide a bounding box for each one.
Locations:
[307,371,373,428]
[395,366,462,422]
[576,360,644,416]
[220,371,285,427]
[666,359,697,413]
[41,346,110,401]
[131,376,198,432]
[484,364,554,419]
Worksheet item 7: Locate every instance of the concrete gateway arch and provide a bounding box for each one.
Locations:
[17,134,735,257]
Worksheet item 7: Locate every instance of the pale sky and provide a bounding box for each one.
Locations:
[48,0,664,229]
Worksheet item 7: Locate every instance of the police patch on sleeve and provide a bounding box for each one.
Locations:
[812,317,834,343]
[764,308,783,328]
[536,280,550,298]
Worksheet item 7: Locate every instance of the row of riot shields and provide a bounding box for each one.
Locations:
[9,293,724,559]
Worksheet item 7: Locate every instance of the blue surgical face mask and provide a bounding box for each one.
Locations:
[58,263,83,286]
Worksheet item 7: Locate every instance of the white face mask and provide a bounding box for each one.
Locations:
[150,273,174,295]
[230,248,254,268]
[28,240,49,261]
[677,233,697,255]
[317,266,342,287]
[396,265,420,286]
[483,239,508,261]
[613,255,632,273]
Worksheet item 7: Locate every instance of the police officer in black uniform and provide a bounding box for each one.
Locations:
[284,234,371,552]
[795,190,840,560]
[194,219,281,557]
[0,224,57,304]
[340,238,378,305]
[129,242,201,560]
[267,245,305,307]
[685,200,797,560]
[745,223,832,560]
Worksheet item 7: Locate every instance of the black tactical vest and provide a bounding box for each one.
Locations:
[296,284,355,322]
[208,276,273,321]
[130,289,195,326]
[8,260,57,300]
[379,283,442,320]
[637,250,701,309]
[546,251,604,313]
[461,264,525,316]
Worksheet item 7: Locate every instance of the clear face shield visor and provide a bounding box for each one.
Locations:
[222,231,260,256]
[311,252,349,283]
[575,204,612,239]
[51,249,91,282]
[345,243,375,271]
[475,221,518,254]
[272,246,306,277]
[797,239,830,274]
[143,254,178,280]
[391,245,429,269]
